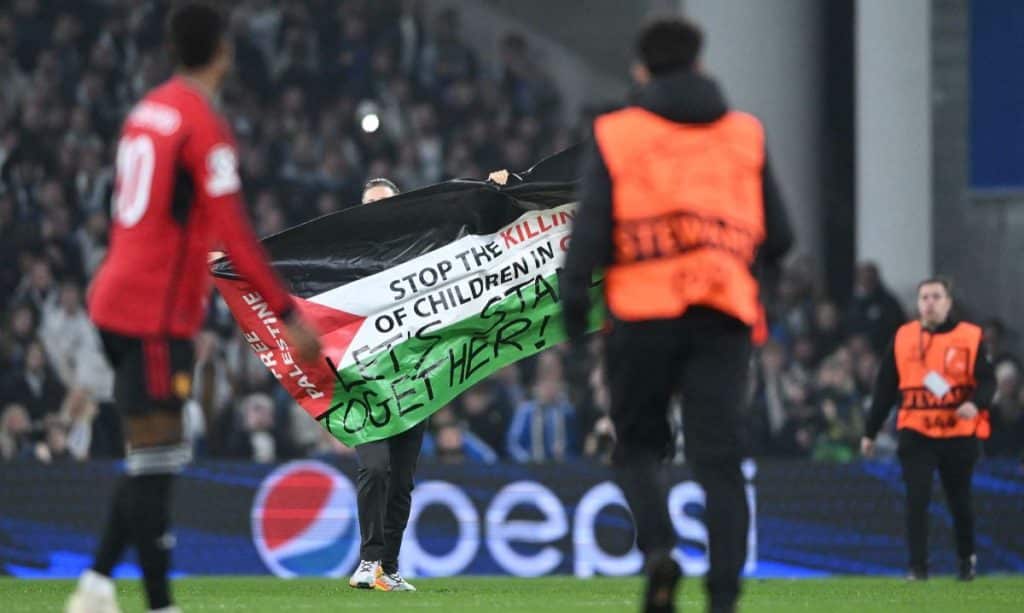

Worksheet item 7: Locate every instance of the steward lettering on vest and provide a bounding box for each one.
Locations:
[894,320,984,439]
[595,108,766,324]
[613,210,759,265]
[900,385,974,410]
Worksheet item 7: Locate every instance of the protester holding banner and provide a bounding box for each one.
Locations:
[861,278,995,582]
[361,178,401,204]
[334,176,423,591]
[560,18,794,613]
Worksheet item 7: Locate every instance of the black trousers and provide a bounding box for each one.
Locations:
[606,307,751,610]
[897,429,978,570]
[354,421,426,574]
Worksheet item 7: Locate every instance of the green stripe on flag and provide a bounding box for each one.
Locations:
[321,273,603,447]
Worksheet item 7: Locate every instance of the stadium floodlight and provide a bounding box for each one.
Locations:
[357,100,381,133]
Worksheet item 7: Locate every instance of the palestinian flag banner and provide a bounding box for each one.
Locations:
[211,146,603,447]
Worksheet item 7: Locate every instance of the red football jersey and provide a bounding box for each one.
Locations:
[89,77,294,338]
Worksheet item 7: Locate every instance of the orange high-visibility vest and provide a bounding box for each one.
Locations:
[594,108,766,324]
[894,320,987,438]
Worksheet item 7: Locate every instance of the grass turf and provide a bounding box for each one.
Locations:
[2,575,1023,612]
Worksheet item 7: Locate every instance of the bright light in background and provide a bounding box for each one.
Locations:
[361,113,380,133]
[356,100,381,134]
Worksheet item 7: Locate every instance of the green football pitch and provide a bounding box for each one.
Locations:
[3,576,1023,612]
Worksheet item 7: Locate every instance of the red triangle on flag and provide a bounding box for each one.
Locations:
[291,295,366,367]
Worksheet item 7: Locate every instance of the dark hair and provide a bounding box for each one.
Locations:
[636,17,703,76]
[362,177,400,194]
[166,3,226,69]
[917,276,953,297]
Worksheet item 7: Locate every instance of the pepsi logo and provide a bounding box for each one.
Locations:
[251,460,360,578]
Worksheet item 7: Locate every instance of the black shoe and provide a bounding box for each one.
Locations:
[905,566,928,581]
[643,555,682,613]
[958,555,977,582]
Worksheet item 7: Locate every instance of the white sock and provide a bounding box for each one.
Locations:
[149,607,181,613]
[78,570,115,599]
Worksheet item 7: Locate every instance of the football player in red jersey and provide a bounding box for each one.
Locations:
[68,5,320,613]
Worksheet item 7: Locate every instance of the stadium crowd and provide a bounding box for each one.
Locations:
[1,0,1022,467]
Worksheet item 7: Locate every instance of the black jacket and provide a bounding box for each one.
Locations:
[560,71,794,343]
[864,318,996,439]
[845,286,907,354]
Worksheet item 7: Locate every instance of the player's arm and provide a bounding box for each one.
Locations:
[186,120,320,361]
[862,340,900,456]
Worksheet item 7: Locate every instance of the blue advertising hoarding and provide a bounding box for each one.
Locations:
[1,459,1022,580]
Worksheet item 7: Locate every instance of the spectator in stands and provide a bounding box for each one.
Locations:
[769,378,823,458]
[748,340,791,454]
[583,416,615,465]
[812,300,845,363]
[419,8,477,93]
[1,340,66,422]
[492,364,527,409]
[497,33,559,123]
[224,329,278,395]
[845,261,907,353]
[75,209,108,277]
[0,33,29,108]
[0,193,22,298]
[507,376,579,463]
[455,380,512,457]
[191,330,232,453]
[770,270,815,346]
[789,334,818,383]
[983,318,1018,366]
[11,0,48,72]
[853,348,880,399]
[985,360,1024,458]
[812,349,863,462]
[0,304,37,371]
[845,333,874,363]
[582,363,614,464]
[423,406,497,464]
[61,387,97,461]
[13,257,57,315]
[34,414,72,463]
[221,393,300,463]
[0,403,32,460]
[71,140,115,215]
[39,281,109,391]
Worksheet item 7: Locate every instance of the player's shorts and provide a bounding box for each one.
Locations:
[99,330,195,417]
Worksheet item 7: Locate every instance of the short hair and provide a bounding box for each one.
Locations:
[166,3,226,69]
[636,17,704,76]
[917,276,953,297]
[362,177,400,195]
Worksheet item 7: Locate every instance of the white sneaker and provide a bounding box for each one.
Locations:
[149,607,183,613]
[374,570,416,592]
[348,560,380,589]
[66,570,121,613]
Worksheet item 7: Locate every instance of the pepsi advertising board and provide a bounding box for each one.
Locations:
[1,459,1023,579]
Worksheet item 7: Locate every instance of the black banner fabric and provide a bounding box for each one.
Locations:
[211,146,582,297]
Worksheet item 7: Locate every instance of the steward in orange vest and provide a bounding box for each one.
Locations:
[862,278,995,582]
[560,17,793,613]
